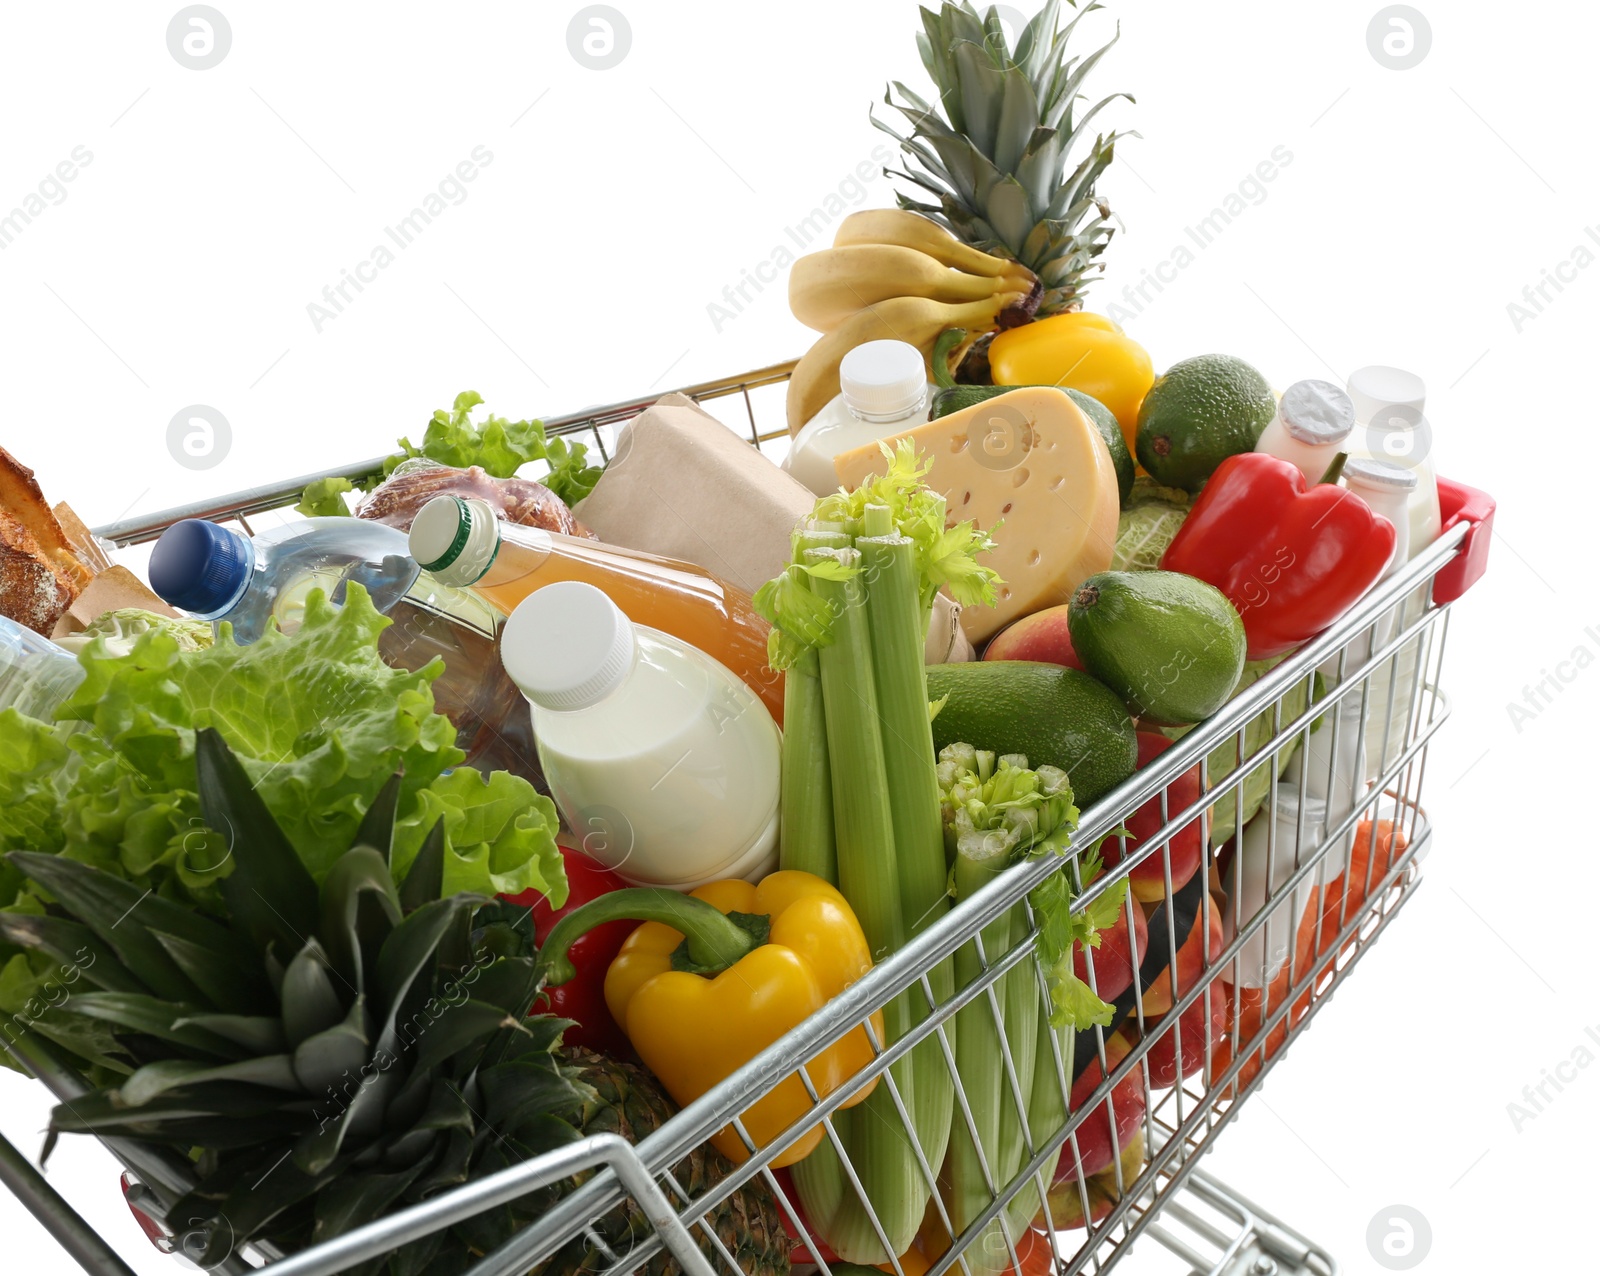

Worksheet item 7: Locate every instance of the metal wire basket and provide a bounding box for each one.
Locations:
[8,361,1488,1276]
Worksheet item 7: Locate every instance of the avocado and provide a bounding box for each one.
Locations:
[927,661,1137,805]
[1067,570,1246,724]
[930,384,1135,505]
[1135,354,1276,493]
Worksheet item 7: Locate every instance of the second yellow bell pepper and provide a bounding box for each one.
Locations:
[988,311,1155,452]
[540,870,883,1167]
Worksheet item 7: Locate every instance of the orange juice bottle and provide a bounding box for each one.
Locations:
[407,495,782,723]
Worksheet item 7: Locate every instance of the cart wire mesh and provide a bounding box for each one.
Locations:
[57,362,1459,1276]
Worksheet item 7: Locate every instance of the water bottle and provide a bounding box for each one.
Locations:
[148,518,425,644]
[0,616,85,719]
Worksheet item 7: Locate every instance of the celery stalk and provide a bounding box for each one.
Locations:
[778,645,835,881]
[792,552,925,1262]
[857,531,956,1182]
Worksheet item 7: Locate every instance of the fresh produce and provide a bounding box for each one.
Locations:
[988,313,1155,449]
[785,288,1033,435]
[935,744,1125,1263]
[517,845,635,1057]
[927,661,1138,806]
[0,582,562,899]
[929,354,1135,507]
[1044,1128,1146,1230]
[1110,477,1190,571]
[756,443,1000,1261]
[1161,452,1396,659]
[1097,733,1205,904]
[0,729,588,1272]
[51,607,213,655]
[296,389,602,516]
[1135,354,1277,493]
[1072,885,1146,1002]
[530,1047,790,1276]
[983,602,1086,669]
[1127,959,1229,1090]
[1051,1030,1145,1183]
[875,0,1130,320]
[789,236,1036,334]
[540,872,884,1168]
[1067,570,1246,724]
[834,387,1120,642]
[1139,895,1224,1019]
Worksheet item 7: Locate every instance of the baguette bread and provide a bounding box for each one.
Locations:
[0,446,93,635]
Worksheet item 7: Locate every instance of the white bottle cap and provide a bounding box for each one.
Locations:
[409,496,502,587]
[1346,366,1426,428]
[501,581,637,711]
[840,340,928,421]
[1270,783,1327,829]
[1343,457,1419,492]
[1278,379,1355,446]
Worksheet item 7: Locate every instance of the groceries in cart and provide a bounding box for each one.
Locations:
[0,4,1496,1272]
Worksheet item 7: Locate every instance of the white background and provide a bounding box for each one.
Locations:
[0,0,1590,1272]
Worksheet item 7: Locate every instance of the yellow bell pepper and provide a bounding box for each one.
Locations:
[987,311,1155,452]
[539,871,883,1167]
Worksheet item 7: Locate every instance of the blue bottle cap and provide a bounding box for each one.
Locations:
[148,520,254,617]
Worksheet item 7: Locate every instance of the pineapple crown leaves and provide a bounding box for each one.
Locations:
[0,728,589,1268]
[872,0,1137,313]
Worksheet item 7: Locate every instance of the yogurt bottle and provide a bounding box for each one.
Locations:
[1254,379,1355,484]
[500,579,781,889]
[783,340,932,496]
[1345,365,1441,552]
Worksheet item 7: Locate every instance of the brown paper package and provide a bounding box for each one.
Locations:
[575,393,972,664]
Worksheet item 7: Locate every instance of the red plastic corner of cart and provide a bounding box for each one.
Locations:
[120,1172,174,1251]
[1432,476,1494,606]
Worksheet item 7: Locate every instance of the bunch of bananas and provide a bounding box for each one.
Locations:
[786,210,1038,434]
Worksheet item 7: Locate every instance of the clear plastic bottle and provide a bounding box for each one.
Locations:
[148,517,425,643]
[1253,379,1355,484]
[1345,365,1441,551]
[0,616,85,719]
[409,495,783,724]
[499,580,781,889]
[782,339,932,496]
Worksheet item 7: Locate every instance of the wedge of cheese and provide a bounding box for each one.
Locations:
[833,387,1119,643]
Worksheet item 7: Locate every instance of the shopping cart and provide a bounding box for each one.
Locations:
[3,360,1493,1276]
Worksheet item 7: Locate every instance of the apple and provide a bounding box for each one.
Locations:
[1072,894,1148,1003]
[1046,1128,1146,1230]
[1130,976,1228,1090]
[1053,1033,1146,1183]
[983,604,1085,670]
[1098,733,1206,904]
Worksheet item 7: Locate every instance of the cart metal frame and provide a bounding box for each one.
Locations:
[3,360,1474,1276]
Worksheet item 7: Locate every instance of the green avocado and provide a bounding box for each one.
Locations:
[1066,570,1246,724]
[927,661,1137,806]
[1134,354,1276,493]
[928,384,1135,506]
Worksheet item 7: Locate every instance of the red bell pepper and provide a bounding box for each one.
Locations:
[1160,453,1395,660]
[503,845,635,1056]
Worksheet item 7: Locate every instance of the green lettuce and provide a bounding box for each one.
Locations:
[1111,477,1191,572]
[0,583,563,900]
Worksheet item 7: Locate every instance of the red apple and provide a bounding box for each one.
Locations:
[1131,976,1228,1089]
[1046,1128,1146,1230]
[983,604,1085,669]
[1054,1033,1146,1183]
[1099,732,1206,905]
[1072,894,1148,1003]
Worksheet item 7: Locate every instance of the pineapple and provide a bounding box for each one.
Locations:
[0,728,784,1276]
[528,1049,788,1276]
[876,0,1132,319]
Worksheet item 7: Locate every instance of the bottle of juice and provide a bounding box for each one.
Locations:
[408,495,783,723]
[500,580,781,888]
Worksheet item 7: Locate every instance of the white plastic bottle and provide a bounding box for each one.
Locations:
[1301,694,1367,872]
[783,339,932,496]
[1253,379,1355,484]
[499,579,781,889]
[1342,458,1421,783]
[1345,366,1441,551]
[1225,786,1327,992]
